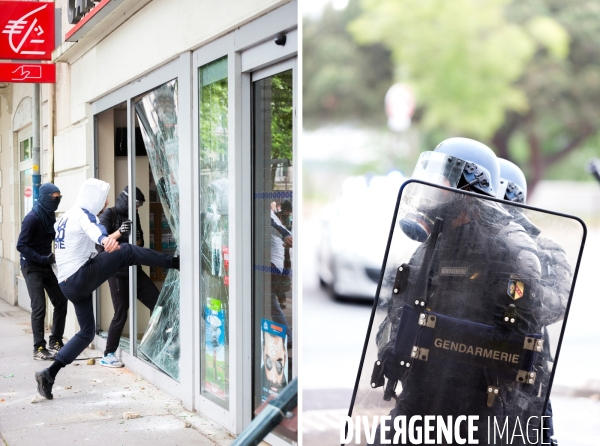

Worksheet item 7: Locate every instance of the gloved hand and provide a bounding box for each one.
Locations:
[41,253,55,265]
[119,220,132,237]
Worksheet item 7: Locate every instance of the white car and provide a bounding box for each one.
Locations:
[317,172,405,300]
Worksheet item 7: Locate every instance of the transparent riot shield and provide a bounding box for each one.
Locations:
[348,180,586,445]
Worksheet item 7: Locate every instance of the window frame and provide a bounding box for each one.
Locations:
[90,57,192,404]
[18,131,33,223]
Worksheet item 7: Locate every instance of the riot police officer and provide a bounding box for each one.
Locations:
[497,158,568,446]
[497,158,571,313]
[365,138,566,445]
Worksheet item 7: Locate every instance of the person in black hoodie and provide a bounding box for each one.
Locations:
[17,183,68,360]
[98,186,160,367]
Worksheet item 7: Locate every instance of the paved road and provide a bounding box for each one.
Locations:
[302,216,600,445]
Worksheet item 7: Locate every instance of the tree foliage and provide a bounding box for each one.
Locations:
[303,2,394,128]
[271,71,294,162]
[304,0,600,189]
[351,0,600,189]
[493,0,600,187]
[350,0,547,140]
[200,69,228,171]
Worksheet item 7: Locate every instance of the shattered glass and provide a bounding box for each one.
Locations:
[199,57,230,408]
[350,181,585,445]
[135,79,181,381]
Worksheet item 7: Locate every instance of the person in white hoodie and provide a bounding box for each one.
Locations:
[34,179,179,400]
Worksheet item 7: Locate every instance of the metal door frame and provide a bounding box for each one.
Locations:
[191,1,297,437]
[90,56,193,405]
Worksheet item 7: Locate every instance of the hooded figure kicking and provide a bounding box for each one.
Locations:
[34,179,179,399]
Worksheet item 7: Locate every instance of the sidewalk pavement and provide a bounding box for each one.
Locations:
[0,298,235,446]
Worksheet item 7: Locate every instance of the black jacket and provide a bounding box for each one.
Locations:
[373,203,560,444]
[17,210,54,268]
[99,208,144,248]
[98,192,144,277]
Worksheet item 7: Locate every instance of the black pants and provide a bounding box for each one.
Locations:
[22,263,68,349]
[105,268,159,356]
[55,243,175,366]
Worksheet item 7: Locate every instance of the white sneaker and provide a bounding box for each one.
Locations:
[99,353,123,368]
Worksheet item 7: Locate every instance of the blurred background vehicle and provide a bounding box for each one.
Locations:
[303,0,600,445]
[316,172,405,300]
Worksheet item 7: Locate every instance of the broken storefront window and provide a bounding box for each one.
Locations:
[199,57,230,408]
[136,79,181,380]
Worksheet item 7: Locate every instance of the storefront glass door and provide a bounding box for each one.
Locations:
[198,56,231,408]
[252,64,295,443]
[135,79,181,380]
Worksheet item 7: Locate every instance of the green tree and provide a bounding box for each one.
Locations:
[349,0,600,191]
[271,71,294,162]
[200,74,228,171]
[303,2,394,128]
[493,0,600,188]
[350,0,546,139]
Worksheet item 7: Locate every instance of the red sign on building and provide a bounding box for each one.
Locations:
[0,1,55,60]
[0,62,55,83]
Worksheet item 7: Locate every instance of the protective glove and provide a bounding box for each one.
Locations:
[119,220,132,237]
[41,253,55,265]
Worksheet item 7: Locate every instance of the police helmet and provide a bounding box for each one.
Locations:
[497,158,527,204]
[432,137,500,197]
[402,138,501,242]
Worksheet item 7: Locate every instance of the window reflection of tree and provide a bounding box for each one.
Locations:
[200,77,228,170]
[269,71,293,188]
[199,58,230,406]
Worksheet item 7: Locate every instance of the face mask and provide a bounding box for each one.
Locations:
[49,196,61,211]
[399,212,433,242]
[398,184,452,242]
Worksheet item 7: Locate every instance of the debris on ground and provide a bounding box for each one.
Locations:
[123,412,141,420]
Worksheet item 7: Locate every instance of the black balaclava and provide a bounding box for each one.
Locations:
[116,186,145,216]
[33,183,61,234]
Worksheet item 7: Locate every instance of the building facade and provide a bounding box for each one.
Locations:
[0,1,298,443]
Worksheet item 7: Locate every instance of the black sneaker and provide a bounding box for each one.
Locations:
[48,341,64,354]
[33,346,55,361]
[34,368,55,400]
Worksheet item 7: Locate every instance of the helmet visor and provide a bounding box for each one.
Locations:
[505,181,526,203]
[412,151,495,197]
[411,151,466,188]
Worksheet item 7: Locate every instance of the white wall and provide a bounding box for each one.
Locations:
[1,85,34,305]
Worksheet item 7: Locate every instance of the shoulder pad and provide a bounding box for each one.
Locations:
[498,221,538,253]
[516,249,542,278]
[536,236,565,252]
[537,235,572,277]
